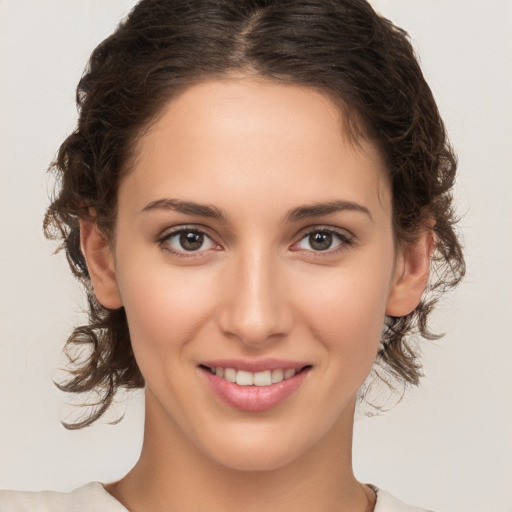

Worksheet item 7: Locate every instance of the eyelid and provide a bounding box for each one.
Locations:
[158,225,222,257]
[290,225,354,254]
[156,224,354,259]
[159,224,216,240]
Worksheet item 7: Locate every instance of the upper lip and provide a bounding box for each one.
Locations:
[199,358,310,373]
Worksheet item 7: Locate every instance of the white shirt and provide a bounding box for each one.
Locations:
[0,482,433,511]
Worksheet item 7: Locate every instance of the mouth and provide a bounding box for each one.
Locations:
[199,364,311,387]
[198,360,312,412]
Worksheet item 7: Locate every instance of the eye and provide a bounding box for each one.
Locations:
[293,229,351,253]
[160,228,219,256]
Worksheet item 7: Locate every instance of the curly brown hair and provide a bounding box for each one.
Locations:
[44,0,464,429]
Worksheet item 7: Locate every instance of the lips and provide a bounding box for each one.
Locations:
[199,359,311,412]
[203,366,299,386]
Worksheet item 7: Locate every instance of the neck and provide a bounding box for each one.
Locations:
[106,394,371,512]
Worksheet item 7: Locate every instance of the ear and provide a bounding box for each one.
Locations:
[79,217,123,309]
[386,226,436,317]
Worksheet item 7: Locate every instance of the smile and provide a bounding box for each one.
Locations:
[199,361,312,412]
[203,366,301,386]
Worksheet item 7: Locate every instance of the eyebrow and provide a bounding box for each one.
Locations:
[141,198,372,222]
[285,200,373,223]
[141,198,225,219]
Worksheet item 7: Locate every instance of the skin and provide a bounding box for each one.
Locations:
[81,76,432,512]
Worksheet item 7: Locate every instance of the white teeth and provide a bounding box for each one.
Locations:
[271,368,284,383]
[284,368,296,379]
[224,368,236,382]
[211,366,301,386]
[236,370,253,386]
[253,370,272,387]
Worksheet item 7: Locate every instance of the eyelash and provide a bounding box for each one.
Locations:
[292,227,353,256]
[158,225,354,259]
[158,225,219,259]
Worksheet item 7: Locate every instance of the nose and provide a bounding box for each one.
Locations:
[217,249,293,348]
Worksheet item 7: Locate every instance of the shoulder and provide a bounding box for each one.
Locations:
[0,482,127,512]
[0,482,435,512]
[373,486,435,512]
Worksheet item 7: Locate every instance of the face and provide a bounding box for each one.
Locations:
[102,77,405,470]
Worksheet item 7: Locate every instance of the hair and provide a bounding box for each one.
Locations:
[44,0,464,429]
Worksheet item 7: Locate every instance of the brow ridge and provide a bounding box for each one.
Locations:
[142,198,225,219]
[285,200,373,222]
[141,198,372,223]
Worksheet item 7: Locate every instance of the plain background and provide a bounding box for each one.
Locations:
[0,1,511,511]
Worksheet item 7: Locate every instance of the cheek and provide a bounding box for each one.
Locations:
[116,257,217,361]
[294,258,393,368]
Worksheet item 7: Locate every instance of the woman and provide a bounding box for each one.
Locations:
[0,0,464,510]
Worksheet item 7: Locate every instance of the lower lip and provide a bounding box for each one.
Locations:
[200,367,310,412]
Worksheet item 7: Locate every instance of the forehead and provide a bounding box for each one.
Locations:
[121,77,391,220]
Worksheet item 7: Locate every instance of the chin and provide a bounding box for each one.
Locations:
[207,443,302,472]
[195,421,323,472]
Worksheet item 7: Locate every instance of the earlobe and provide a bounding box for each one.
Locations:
[79,218,123,309]
[385,227,436,317]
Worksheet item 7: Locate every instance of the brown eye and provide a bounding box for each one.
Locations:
[180,231,204,251]
[308,232,333,251]
[161,229,218,255]
[293,228,351,254]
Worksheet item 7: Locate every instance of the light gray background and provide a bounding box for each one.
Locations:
[0,1,511,511]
